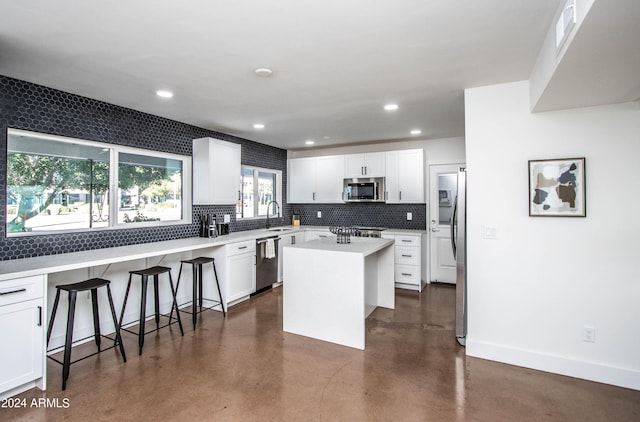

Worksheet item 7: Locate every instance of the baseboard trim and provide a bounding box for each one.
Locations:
[466,339,640,391]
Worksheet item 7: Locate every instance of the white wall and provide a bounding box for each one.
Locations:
[465,80,640,390]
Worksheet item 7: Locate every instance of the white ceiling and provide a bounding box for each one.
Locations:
[0,1,592,150]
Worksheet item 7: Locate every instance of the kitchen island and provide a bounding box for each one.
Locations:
[282,236,395,350]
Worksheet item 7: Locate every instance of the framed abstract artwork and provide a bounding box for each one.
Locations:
[528,157,586,217]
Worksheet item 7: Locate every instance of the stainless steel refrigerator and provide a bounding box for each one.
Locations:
[452,167,467,346]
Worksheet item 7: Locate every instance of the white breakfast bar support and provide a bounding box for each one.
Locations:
[282,237,395,350]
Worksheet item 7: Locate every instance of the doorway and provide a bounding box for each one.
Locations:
[429,164,463,284]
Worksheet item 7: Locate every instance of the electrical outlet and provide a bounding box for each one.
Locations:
[407,212,412,221]
[224,214,231,223]
[583,325,596,343]
[317,211,322,218]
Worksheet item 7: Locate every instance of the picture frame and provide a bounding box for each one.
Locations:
[439,189,452,207]
[528,157,586,217]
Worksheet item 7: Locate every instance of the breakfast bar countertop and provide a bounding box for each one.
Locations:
[0,227,307,281]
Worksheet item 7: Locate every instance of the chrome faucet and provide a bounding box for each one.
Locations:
[265,200,280,229]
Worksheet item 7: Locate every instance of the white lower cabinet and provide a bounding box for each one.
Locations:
[211,240,256,309]
[0,275,45,397]
[226,253,255,302]
[382,233,425,291]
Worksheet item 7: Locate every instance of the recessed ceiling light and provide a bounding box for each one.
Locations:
[410,129,422,135]
[305,140,315,145]
[384,103,398,111]
[253,123,265,129]
[156,90,173,98]
[255,68,273,77]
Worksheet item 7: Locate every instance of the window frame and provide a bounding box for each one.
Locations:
[237,165,282,221]
[6,128,192,237]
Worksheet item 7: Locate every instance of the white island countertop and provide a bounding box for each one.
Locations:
[285,236,394,256]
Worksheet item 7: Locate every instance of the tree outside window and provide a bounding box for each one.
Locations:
[6,129,190,235]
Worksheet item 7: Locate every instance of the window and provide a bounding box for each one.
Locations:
[236,166,282,220]
[6,129,191,235]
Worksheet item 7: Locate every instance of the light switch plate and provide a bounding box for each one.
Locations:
[317,211,322,218]
[407,212,412,221]
[483,226,498,239]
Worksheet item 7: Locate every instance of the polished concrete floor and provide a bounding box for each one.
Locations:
[5,284,640,421]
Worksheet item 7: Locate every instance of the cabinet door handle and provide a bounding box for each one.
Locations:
[37,306,42,326]
[361,166,364,175]
[365,166,367,175]
[399,191,402,201]
[313,192,316,201]
[291,236,296,245]
[238,190,241,200]
[0,288,27,296]
[401,254,412,258]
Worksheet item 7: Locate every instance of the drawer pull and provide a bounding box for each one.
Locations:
[238,246,248,250]
[401,273,413,277]
[401,254,412,258]
[319,235,327,238]
[0,288,27,296]
[401,240,412,243]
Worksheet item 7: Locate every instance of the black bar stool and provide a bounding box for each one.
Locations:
[119,265,184,355]
[46,278,126,391]
[172,257,226,330]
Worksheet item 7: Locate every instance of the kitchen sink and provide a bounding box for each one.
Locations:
[268,228,292,232]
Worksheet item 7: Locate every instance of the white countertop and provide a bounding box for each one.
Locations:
[0,224,421,281]
[0,227,306,281]
[285,236,394,256]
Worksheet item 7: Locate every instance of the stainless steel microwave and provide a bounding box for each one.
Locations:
[343,178,385,202]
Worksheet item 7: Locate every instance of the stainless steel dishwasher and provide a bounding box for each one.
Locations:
[255,235,281,293]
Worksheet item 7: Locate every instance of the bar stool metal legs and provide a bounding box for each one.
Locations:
[46,278,126,391]
[119,265,184,355]
[173,257,226,330]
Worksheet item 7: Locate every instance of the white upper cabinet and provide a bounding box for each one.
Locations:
[315,155,345,202]
[192,138,241,205]
[385,149,424,203]
[344,152,386,178]
[288,157,316,203]
[288,155,344,203]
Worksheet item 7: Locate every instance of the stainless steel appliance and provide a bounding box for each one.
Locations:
[255,235,280,293]
[344,178,385,202]
[452,167,467,346]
